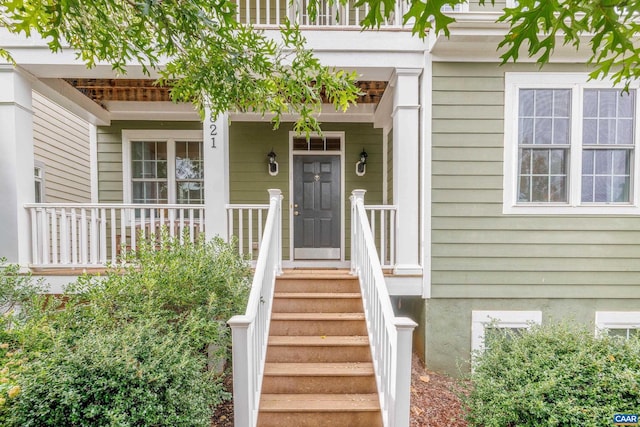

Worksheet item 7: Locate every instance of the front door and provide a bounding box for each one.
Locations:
[293,155,341,259]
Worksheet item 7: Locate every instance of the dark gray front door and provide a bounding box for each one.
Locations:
[293,155,341,259]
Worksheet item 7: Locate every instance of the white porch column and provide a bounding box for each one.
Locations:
[0,66,34,267]
[204,110,230,240]
[392,68,422,275]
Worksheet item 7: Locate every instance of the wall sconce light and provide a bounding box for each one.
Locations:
[356,148,368,176]
[267,150,279,176]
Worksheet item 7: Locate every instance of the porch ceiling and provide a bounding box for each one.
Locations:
[63,78,388,107]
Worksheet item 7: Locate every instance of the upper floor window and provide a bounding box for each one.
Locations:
[123,130,204,205]
[504,73,640,214]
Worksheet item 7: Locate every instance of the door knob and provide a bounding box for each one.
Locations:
[294,211,299,216]
[294,203,299,208]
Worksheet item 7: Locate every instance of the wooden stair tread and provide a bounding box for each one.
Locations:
[260,393,380,412]
[271,312,365,321]
[274,292,361,299]
[265,362,374,376]
[268,335,369,346]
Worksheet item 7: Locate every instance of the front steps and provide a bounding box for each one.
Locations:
[257,271,382,427]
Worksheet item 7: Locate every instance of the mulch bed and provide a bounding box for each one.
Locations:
[211,353,469,426]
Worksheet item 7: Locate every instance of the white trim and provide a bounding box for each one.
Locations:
[471,310,542,353]
[503,72,640,215]
[421,50,432,298]
[382,129,388,205]
[89,124,98,203]
[288,131,345,262]
[595,311,640,336]
[121,129,203,204]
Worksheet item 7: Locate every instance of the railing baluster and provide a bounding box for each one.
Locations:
[90,208,98,264]
[110,208,117,263]
[238,209,244,255]
[100,208,107,264]
[51,208,58,265]
[60,208,69,264]
[80,209,88,265]
[30,208,39,265]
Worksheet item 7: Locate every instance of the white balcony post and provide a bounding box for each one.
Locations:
[268,189,283,275]
[391,69,422,275]
[204,110,230,240]
[0,66,34,267]
[393,316,418,426]
[350,189,366,274]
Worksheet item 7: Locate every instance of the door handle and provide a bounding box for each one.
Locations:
[294,211,299,216]
[294,203,299,208]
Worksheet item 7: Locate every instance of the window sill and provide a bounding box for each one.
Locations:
[503,203,640,215]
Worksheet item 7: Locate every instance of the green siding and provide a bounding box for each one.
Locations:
[431,62,640,299]
[229,122,384,260]
[96,121,201,202]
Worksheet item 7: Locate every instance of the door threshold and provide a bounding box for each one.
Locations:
[282,260,351,269]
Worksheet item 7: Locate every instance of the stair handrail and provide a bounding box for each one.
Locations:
[228,189,283,427]
[350,189,417,427]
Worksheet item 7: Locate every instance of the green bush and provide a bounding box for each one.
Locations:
[464,321,640,427]
[10,320,223,427]
[0,234,252,426]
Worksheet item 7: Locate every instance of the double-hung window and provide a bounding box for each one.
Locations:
[123,130,204,205]
[504,73,640,214]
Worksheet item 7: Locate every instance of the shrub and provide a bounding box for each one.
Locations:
[464,321,640,427]
[63,234,251,353]
[9,320,223,427]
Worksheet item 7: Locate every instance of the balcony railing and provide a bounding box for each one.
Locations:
[233,0,409,27]
[25,203,205,268]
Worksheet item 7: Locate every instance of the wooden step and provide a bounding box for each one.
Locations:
[272,292,364,313]
[269,312,367,336]
[275,276,360,293]
[266,336,371,363]
[262,362,377,394]
[258,394,382,427]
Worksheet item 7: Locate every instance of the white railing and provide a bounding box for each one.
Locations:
[228,189,282,427]
[25,203,205,268]
[226,204,270,260]
[350,189,416,427]
[233,0,409,27]
[364,205,397,269]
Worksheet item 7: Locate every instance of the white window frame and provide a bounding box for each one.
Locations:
[34,160,46,203]
[122,130,204,204]
[595,311,640,338]
[471,310,542,352]
[504,73,640,215]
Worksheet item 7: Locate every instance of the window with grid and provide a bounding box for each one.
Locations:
[581,89,634,203]
[131,141,168,204]
[505,74,639,214]
[175,141,204,204]
[126,133,204,205]
[517,89,571,203]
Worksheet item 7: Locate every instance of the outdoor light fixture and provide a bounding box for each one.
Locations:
[356,148,368,176]
[267,150,279,176]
